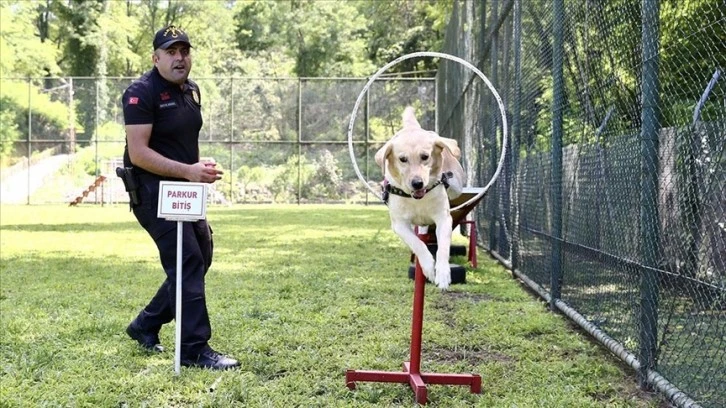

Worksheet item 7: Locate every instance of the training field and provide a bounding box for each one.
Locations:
[0,205,665,407]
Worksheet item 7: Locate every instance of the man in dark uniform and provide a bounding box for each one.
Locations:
[121,25,239,370]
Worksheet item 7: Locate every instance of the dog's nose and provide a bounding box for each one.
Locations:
[411,178,424,190]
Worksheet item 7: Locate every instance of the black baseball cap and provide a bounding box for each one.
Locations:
[153,25,192,50]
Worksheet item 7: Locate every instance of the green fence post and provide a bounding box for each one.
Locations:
[498,1,512,259]
[511,0,522,271]
[639,0,661,389]
[550,0,564,309]
[488,0,500,252]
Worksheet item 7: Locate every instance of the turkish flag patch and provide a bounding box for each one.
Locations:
[128,97,139,105]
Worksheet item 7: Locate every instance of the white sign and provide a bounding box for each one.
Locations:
[157,181,207,221]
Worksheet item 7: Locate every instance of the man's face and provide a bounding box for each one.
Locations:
[153,43,192,85]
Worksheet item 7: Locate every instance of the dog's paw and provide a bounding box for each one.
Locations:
[434,262,451,290]
[419,256,436,282]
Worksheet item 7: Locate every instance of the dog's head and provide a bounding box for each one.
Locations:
[375,107,461,199]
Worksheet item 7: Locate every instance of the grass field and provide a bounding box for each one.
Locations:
[0,204,666,407]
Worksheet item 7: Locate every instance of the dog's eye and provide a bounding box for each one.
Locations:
[399,156,408,163]
[421,154,430,161]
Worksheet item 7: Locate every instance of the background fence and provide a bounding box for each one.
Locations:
[437,0,724,407]
[0,77,436,205]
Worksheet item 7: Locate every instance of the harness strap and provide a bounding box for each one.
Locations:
[381,171,454,205]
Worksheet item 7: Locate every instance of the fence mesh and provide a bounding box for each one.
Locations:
[438,0,724,407]
[0,77,435,205]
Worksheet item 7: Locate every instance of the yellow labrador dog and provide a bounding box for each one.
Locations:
[375,107,465,289]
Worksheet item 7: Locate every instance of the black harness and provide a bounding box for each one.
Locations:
[381,172,453,205]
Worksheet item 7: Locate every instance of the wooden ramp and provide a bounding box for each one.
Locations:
[69,175,107,206]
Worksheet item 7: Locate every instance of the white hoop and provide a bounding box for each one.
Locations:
[347,51,508,213]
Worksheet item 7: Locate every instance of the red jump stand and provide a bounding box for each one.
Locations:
[346,187,487,403]
[345,258,482,404]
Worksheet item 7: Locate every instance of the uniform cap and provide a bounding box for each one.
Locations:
[153,25,192,50]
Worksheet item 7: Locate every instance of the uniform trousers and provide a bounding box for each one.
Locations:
[131,174,213,356]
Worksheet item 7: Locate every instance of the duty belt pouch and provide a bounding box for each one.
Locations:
[115,167,141,210]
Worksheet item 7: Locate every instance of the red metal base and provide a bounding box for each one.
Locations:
[345,363,481,404]
[345,259,482,404]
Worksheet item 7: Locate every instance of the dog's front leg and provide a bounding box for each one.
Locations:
[433,213,453,289]
[392,221,435,282]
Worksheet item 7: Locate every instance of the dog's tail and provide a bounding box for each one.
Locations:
[402,106,421,129]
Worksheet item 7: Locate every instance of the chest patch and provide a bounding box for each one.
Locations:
[159,101,178,109]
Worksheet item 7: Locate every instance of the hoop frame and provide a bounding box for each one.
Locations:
[346,51,508,212]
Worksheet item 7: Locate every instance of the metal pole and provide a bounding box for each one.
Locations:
[409,259,425,374]
[229,77,234,202]
[639,0,661,389]
[175,221,183,375]
[95,80,100,205]
[69,77,75,153]
[488,0,500,252]
[511,0,522,270]
[550,0,565,309]
[364,84,370,205]
[27,78,32,205]
[297,79,302,205]
[499,2,512,258]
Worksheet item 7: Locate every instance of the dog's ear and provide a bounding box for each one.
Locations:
[435,136,461,159]
[402,106,421,130]
[375,141,393,171]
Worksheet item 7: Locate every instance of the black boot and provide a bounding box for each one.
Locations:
[126,321,164,353]
[181,347,240,370]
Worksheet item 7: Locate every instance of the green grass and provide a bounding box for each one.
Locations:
[0,205,665,407]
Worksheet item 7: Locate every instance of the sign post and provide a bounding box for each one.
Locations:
[157,181,208,375]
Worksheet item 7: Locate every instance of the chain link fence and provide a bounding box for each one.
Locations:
[0,77,435,205]
[437,1,724,407]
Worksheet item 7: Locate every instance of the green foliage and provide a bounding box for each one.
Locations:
[0,109,20,159]
[234,0,277,53]
[236,164,269,202]
[271,154,313,202]
[0,2,61,78]
[307,149,343,200]
[95,121,124,142]
[233,0,375,77]
[358,0,452,75]
[0,79,75,160]
[72,143,124,177]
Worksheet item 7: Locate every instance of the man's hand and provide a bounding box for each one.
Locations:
[187,162,223,183]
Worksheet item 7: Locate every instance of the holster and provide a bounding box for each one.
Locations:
[115,167,141,210]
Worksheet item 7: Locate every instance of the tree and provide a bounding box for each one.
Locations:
[0,1,60,78]
[233,0,377,77]
[0,2,67,161]
[357,0,452,76]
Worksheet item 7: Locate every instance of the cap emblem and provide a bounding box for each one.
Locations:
[164,26,185,39]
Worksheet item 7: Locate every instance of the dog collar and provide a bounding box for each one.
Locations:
[381,172,453,205]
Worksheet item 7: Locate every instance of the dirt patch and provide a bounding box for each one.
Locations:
[444,291,496,303]
[426,344,515,366]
